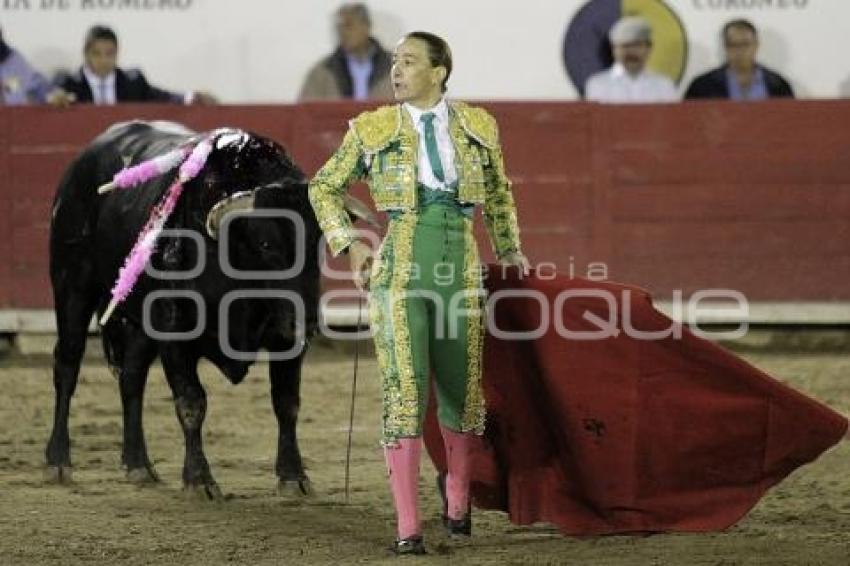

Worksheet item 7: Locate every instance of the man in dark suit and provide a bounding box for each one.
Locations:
[55,25,216,105]
[685,19,793,100]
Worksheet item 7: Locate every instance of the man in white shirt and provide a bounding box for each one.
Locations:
[585,16,678,104]
[309,30,527,555]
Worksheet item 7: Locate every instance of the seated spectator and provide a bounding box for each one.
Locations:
[1,27,71,106]
[298,3,392,101]
[585,16,677,104]
[55,25,217,105]
[685,19,793,100]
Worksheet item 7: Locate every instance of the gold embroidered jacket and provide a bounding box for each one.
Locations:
[308,101,522,257]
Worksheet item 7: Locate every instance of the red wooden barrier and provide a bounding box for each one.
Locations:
[1,100,848,310]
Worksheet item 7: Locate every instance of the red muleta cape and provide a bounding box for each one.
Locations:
[424,267,847,535]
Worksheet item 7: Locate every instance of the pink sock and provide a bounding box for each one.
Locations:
[440,425,473,520]
[384,437,422,539]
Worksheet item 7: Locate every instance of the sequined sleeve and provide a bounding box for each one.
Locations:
[308,128,367,257]
[482,131,522,259]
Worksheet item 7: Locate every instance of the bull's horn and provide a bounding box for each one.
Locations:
[97,181,117,194]
[343,194,380,227]
[205,190,256,240]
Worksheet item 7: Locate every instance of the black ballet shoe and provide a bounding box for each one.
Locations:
[443,514,472,537]
[436,472,472,537]
[391,535,427,555]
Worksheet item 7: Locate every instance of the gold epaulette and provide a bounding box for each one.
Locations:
[349,105,402,154]
[451,101,499,149]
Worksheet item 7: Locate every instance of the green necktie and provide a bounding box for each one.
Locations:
[420,112,445,183]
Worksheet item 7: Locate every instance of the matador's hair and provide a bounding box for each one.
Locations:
[404,31,452,93]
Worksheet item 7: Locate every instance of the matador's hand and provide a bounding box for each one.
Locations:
[500,251,530,276]
[348,240,374,291]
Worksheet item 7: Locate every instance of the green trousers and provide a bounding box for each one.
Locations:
[369,202,485,446]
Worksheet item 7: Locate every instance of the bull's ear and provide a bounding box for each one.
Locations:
[343,194,380,227]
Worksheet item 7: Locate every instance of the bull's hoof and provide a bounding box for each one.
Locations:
[277,478,314,499]
[126,466,160,485]
[183,481,225,502]
[44,465,74,485]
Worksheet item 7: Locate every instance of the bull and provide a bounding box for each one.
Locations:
[45,120,365,498]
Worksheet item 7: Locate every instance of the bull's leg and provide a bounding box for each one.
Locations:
[270,346,313,497]
[118,332,159,483]
[160,345,222,500]
[45,287,96,484]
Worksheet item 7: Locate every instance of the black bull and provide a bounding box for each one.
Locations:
[46,120,358,498]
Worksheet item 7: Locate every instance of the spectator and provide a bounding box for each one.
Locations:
[0,28,72,106]
[685,19,794,100]
[585,16,677,104]
[298,3,392,101]
[55,25,217,105]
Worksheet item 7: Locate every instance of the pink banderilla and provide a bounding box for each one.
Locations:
[96,145,191,194]
[100,137,214,324]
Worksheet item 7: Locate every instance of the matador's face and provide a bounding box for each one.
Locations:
[391,37,443,107]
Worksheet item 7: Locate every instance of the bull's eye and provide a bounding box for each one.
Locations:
[260,241,272,251]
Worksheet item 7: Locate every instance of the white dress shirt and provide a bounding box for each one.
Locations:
[83,66,117,105]
[403,98,458,191]
[585,63,678,104]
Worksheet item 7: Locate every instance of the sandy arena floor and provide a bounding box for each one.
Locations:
[0,341,848,565]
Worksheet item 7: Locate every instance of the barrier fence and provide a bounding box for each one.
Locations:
[1,100,848,322]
